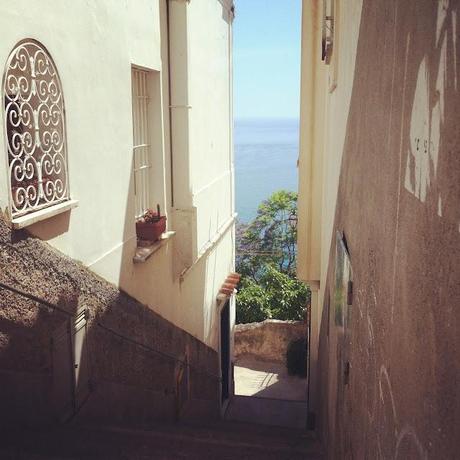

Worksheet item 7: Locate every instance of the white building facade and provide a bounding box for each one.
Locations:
[0,0,235,357]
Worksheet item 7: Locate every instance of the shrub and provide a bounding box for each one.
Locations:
[236,278,271,324]
[286,338,308,377]
[260,266,310,321]
[236,265,309,323]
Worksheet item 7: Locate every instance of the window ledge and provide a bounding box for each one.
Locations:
[133,231,176,264]
[11,199,79,229]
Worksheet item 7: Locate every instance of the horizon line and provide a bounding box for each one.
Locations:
[234,116,299,121]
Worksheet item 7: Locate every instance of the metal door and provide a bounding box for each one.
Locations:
[220,300,230,403]
[51,308,90,421]
[72,308,91,411]
[51,318,74,422]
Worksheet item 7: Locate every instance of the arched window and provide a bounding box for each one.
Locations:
[2,39,69,218]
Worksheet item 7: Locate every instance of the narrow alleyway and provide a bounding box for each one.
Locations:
[0,419,323,459]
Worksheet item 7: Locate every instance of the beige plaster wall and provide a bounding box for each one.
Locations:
[299,1,460,458]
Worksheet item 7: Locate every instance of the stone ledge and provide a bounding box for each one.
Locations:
[133,231,175,264]
[11,199,79,229]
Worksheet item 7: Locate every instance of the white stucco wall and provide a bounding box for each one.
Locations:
[0,0,162,259]
[318,0,363,302]
[297,0,363,416]
[0,0,235,350]
[188,0,234,253]
[297,0,363,300]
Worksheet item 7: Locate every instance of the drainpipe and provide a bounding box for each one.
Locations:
[165,0,198,273]
[166,0,174,208]
[228,3,235,272]
[164,0,193,210]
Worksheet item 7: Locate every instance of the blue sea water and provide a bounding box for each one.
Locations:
[234,118,299,223]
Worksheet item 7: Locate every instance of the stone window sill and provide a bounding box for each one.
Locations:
[133,231,176,264]
[11,199,79,229]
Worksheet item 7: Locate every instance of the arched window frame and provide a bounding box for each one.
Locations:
[2,39,74,226]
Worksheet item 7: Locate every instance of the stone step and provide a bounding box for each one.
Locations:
[225,395,308,429]
[0,420,324,460]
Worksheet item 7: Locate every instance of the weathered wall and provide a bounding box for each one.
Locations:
[299,0,460,458]
[234,320,307,363]
[0,216,220,427]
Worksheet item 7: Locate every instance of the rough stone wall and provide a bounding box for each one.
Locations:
[0,216,220,428]
[314,1,460,458]
[234,320,307,363]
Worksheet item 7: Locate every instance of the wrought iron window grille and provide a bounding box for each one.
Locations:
[2,39,70,219]
[132,68,152,219]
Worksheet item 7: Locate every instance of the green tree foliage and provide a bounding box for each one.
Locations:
[236,190,310,324]
[236,278,271,324]
[237,190,298,281]
[236,266,310,323]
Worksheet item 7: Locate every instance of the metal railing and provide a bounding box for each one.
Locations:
[0,281,221,382]
[0,281,73,316]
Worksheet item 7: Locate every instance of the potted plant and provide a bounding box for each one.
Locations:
[135,204,166,242]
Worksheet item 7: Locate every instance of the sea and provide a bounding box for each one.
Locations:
[234,118,299,223]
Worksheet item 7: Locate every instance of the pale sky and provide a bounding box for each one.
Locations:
[233,0,302,120]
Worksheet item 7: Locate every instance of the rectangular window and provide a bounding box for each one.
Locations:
[132,68,152,219]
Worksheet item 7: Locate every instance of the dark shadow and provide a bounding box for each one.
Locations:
[0,256,79,427]
[220,1,235,25]
[27,209,71,241]
[0,206,221,435]
[225,394,307,429]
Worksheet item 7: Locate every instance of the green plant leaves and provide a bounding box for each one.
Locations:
[236,190,310,324]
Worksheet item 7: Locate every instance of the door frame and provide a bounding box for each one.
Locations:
[217,294,234,416]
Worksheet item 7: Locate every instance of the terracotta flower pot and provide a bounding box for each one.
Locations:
[136,215,166,242]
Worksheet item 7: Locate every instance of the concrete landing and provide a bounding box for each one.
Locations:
[234,357,307,401]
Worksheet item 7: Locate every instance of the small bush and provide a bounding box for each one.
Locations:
[236,278,271,324]
[236,266,310,324]
[286,338,307,377]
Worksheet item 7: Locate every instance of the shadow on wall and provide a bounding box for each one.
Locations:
[316,1,460,459]
[115,144,226,351]
[26,210,71,241]
[0,213,221,429]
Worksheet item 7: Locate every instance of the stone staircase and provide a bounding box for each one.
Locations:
[0,216,221,428]
[0,419,324,459]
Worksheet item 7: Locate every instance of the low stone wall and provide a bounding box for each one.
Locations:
[234,319,307,363]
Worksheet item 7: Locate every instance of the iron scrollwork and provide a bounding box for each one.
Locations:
[3,40,69,218]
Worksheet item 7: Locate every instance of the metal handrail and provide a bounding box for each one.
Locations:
[0,281,221,382]
[96,321,221,382]
[0,281,73,317]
